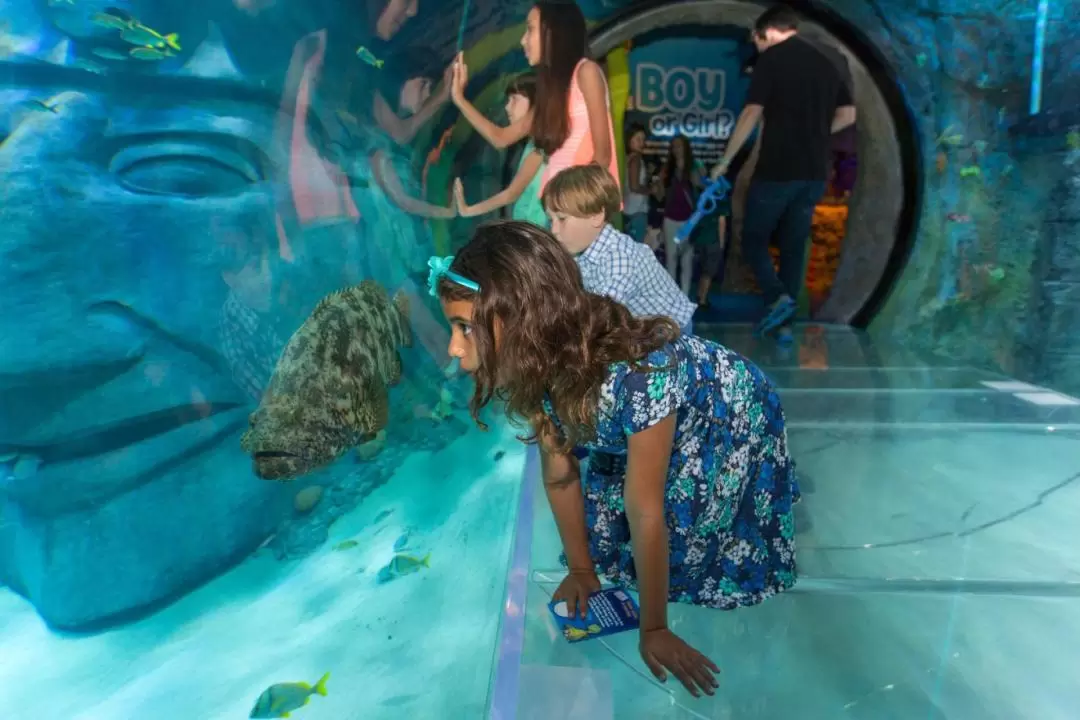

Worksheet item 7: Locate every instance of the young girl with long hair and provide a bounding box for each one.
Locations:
[429,221,799,698]
[452,74,547,225]
[449,1,619,196]
[660,135,706,294]
[623,123,651,242]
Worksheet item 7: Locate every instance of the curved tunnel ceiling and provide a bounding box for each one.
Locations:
[589,0,921,326]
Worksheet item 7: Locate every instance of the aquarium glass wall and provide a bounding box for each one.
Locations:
[2,0,1079,718]
[0,0,526,717]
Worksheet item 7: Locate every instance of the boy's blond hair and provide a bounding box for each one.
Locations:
[542,164,622,220]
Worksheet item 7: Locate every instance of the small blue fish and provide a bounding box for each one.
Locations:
[392,532,409,552]
[376,553,430,584]
[249,672,329,718]
[356,46,383,68]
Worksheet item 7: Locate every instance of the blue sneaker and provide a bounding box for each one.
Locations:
[756,296,796,336]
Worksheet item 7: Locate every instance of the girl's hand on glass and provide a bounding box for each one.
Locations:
[640,628,720,698]
[552,569,601,619]
[452,178,469,215]
[450,52,469,103]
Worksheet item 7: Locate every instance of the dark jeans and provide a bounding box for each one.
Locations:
[741,180,826,307]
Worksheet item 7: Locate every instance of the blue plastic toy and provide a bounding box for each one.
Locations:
[673,176,732,244]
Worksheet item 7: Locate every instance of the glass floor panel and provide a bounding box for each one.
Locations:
[500,325,1080,720]
[760,366,1010,391]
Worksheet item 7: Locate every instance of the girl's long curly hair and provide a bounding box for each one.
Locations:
[437,221,679,451]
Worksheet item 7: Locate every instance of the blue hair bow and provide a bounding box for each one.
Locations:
[427,255,480,297]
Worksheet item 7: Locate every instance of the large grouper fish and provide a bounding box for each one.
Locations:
[240,280,412,481]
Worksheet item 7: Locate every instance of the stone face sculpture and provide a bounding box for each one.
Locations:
[0,1,429,630]
[0,88,296,630]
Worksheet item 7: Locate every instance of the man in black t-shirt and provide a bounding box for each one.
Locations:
[712,6,855,340]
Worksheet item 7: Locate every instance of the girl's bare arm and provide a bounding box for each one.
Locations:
[538,428,593,573]
[455,150,544,217]
[371,150,455,219]
[624,414,676,632]
[577,60,614,169]
[627,153,649,194]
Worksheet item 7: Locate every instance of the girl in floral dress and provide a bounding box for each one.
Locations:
[430,220,799,698]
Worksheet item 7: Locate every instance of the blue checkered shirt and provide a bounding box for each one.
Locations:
[576,224,696,328]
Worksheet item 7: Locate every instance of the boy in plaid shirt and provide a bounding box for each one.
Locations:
[543,165,697,336]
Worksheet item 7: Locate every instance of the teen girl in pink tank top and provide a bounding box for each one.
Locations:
[540,57,619,192]
[450,2,619,208]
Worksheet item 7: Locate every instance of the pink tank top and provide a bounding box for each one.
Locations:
[539,59,621,199]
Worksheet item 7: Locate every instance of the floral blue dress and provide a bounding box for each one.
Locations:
[546,335,799,609]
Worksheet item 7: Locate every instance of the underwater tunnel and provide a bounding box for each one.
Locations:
[1,0,1078,718]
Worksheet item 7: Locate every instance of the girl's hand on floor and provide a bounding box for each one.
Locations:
[640,628,720,698]
[552,570,601,619]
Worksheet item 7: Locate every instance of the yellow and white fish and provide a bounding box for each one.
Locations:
[120,24,181,52]
[355,46,383,68]
[129,46,173,61]
[249,672,329,719]
[376,552,430,583]
[91,7,181,53]
[91,8,135,30]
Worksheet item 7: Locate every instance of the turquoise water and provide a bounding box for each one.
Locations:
[0,1,522,716]
[2,2,1078,719]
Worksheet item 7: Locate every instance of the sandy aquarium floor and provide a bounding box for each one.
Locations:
[0,420,525,720]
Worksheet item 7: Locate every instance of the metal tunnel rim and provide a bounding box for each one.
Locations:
[586,0,922,327]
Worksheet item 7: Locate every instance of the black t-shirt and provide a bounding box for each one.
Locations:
[745,36,853,182]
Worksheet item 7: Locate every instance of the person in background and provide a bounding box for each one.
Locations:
[316,0,442,147]
[711,5,856,343]
[370,52,454,147]
[623,123,651,242]
[430,222,798,699]
[275,0,431,247]
[452,74,547,225]
[449,1,619,200]
[659,135,705,296]
[327,0,443,146]
[691,190,732,309]
[370,68,458,219]
[644,171,666,251]
[543,164,695,335]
